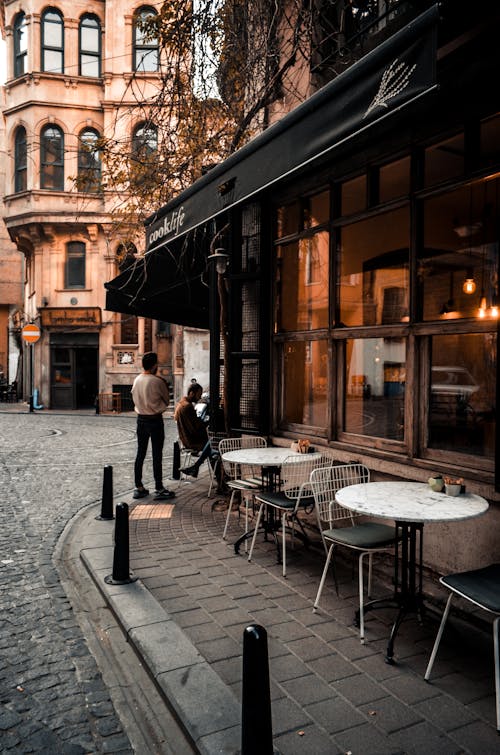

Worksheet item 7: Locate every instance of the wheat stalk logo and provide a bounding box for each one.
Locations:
[364,58,417,118]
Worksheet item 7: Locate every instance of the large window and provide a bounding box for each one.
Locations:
[345,338,405,442]
[428,333,496,459]
[133,7,159,72]
[339,207,409,327]
[65,242,85,288]
[131,122,158,185]
[78,128,101,192]
[79,15,101,77]
[273,137,497,472]
[13,13,28,78]
[40,125,64,190]
[14,127,27,193]
[41,8,64,73]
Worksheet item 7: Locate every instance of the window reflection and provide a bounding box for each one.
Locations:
[345,338,405,441]
[429,333,496,458]
[425,132,464,187]
[276,232,329,331]
[282,340,328,427]
[421,179,499,321]
[339,207,409,326]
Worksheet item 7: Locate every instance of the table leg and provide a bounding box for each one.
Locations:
[354,521,425,663]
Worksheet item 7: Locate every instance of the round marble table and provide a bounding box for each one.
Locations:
[336,481,489,662]
[221,448,321,554]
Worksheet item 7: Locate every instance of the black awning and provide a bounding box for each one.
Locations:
[105,6,438,326]
[144,5,438,254]
[105,235,209,329]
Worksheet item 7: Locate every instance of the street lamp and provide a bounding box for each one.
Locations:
[207,249,229,275]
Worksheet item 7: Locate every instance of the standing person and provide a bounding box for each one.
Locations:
[174,383,218,479]
[131,352,175,501]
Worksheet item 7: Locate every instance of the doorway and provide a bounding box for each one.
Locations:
[50,333,99,409]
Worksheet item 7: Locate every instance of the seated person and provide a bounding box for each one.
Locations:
[174,383,218,479]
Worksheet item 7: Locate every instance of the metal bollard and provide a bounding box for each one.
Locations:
[172,440,181,480]
[96,465,114,520]
[241,624,273,755]
[105,503,138,585]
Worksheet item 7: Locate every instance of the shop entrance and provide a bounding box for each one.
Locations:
[50,333,99,409]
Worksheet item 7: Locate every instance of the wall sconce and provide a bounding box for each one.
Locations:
[207,249,229,275]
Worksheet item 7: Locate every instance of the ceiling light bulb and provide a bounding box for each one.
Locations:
[462,278,476,294]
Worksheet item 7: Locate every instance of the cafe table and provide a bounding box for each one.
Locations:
[221,447,320,554]
[335,480,489,663]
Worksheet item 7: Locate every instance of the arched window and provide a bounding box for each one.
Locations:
[132,122,158,156]
[41,8,64,73]
[117,244,139,343]
[14,126,27,193]
[40,124,64,190]
[133,6,158,72]
[65,242,86,288]
[79,15,101,77]
[78,128,101,192]
[13,13,28,78]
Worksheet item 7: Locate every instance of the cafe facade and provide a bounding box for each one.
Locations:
[106,3,500,573]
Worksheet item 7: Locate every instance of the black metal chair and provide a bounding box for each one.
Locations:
[424,563,500,731]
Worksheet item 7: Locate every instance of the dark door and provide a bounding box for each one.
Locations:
[75,348,98,408]
[51,345,98,409]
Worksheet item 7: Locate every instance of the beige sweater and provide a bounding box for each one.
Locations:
[131,372,170,415]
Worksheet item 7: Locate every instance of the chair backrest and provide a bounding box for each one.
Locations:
[311,463,370,530]
[207,430,228,454]
[219,436,267,479]
[280,454,334,502]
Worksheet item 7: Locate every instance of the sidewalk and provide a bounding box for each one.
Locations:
[78,468,499,755]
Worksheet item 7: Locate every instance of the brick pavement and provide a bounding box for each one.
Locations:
[118,471,500,755]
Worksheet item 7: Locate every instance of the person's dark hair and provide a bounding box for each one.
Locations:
[187,382,202,397]
[142,351,158,371]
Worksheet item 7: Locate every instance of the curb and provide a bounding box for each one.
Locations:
[79,512,241,755]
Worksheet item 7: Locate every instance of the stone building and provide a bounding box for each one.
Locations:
[1,0,208,409]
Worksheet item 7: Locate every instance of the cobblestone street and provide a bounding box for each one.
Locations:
[0,408,178,753]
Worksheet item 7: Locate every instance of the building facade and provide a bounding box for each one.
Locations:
[106,1,500,574]
[1,0,208,409]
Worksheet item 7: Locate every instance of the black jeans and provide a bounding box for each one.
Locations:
[135,415,165,490]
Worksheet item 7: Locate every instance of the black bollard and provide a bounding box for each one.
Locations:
[104,502,138,585]
[96,465,114,520]
[172,440,181,480]
[241,624,273,755]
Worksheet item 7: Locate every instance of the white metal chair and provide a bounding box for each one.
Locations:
[311,463,398,643]
[248,454,333,577]
[206,430,228,497]
[176,439,213,488]
[220,436,267,542]
[424,563,500,731]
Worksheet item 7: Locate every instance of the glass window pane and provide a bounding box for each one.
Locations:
[277,232,329,331]
[379,156,411,203]
[80,55,99,77]
[341,174,366,216]
[339,207,409,326]
[53,348,70,363]
[44,18,63,47]
[135,48,158,71]
[345,337,406,441]
[429,333,496,458]
[305,190,330,228]
[282,340,328,427]
[43,49,63,73]
[81,24,99,52]
[425,133,464,187]
[421,179,499,321]
[276,202,300,238]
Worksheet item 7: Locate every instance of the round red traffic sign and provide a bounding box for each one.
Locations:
[22,323,41,343]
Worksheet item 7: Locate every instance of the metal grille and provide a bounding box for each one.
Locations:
[241,281,260,352]
[241,203,261,273]
[239,359,260,429]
